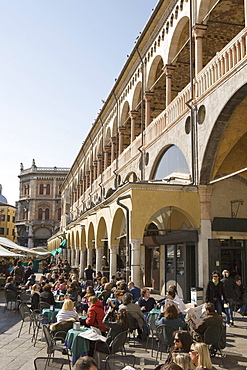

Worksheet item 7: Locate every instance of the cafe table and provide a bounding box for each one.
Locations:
[42,307,60,323]
[65,327,90,364]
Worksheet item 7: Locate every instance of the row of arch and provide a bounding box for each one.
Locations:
[67,0,245,205]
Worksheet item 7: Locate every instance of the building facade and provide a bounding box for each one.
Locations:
[16,160,70,249]
[0,185,16,242]
[48,0,247,301]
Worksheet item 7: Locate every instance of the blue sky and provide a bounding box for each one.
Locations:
[0,0,158,206]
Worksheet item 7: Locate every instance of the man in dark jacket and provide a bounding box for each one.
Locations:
[194,302,223,340]
[24,262,34,283]
[11,261,25,286]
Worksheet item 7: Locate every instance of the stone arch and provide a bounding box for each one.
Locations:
[96,217,108,247]
[81,227,86,250]
[132,81,142,110]
[146,55,164,91]
[87,222,95,248]
[150,144,190,181]
[110,208,126,246]
[200,83,247,184]
[167,16,189,64]
[124,171,138,183]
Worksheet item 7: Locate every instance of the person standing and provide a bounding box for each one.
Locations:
[221,270,237,326]
[11,261,25,286]
[205,270,227,315]
[24,261,34,283]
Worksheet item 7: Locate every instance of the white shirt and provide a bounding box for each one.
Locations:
[56,310,79,323]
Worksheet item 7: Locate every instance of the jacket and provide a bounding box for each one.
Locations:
[196,312,223,338]
[86,300,107,332]
[11,266,25,284]
[206,280,227,303]
[119,302,144,329]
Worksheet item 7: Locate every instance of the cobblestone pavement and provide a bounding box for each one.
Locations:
[0,290,247,370]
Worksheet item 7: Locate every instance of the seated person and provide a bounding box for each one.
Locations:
[159,287,187,314]
[31,283,41,310]
[128,281,141,302]
[155,303,186,330]
[119,292,145,338]
[81,286,94,312]
[107,289,124,310]
[98,283,112,306]
[66,281,79,302]
[95,306,129,354]
[25,274,36,289]
[73,356,98,370]
[83,296,107,332]
[56,298,79,323]
[53,276,67,294]
[138,288,156,317]
[4,276,18,296]
[187,302,223,341]
[40,283,56,306]
[165,330,193,364]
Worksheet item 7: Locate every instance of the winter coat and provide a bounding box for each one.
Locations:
[85,300,107,332]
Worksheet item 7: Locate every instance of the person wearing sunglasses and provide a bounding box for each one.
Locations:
[189,342,212,369]
[165,330,193,364]
[205,270,228,315]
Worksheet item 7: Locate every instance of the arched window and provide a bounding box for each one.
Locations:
[45,208,50,220]
[39,184,44,195]
[46,184,51,195]
[153,145,190,181]
[38,208,43,220]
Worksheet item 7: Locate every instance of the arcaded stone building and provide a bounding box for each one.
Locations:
[48,0,247,300]
[16,160,69,249]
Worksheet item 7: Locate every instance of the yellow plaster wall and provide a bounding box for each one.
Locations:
[130,187,200,239]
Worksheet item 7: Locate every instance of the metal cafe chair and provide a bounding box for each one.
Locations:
[34,357,71,370]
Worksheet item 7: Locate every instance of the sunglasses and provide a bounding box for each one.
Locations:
[213,275,219,278]
[174,338,181,342]
[189,349,196,352]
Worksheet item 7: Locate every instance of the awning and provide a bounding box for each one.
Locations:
[59,239,67,249]
[0,245,23,257]
[51,247,63,256]
[0,237,51,256]
[143,230,198,246]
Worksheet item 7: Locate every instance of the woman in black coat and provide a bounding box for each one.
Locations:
[40,283,56,306]
[206,270,227,315]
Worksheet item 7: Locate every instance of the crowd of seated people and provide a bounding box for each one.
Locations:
[4,258,246,370]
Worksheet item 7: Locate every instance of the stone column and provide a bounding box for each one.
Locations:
[193,24,207,76]
[87,247,94,266]
[86,171,90,189]
[118,126,126,154]
[110,137,116,163]
[96,246,104,273]
[245,0,247,27]
[129,110,138,143]
[163,65,175,107]
[90,166,94,185]
[109,245,118,278]
[79,249,86,279]
[104,146,111,171]
[130,239,142,288]
[67,248,71,265]
[97,154,102,177]
[198,185,213,295]
[144,92,154,128]
[28,224,34,249]
[93,161,97,181]
[75,248,79,267]
[70,248,75,267]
